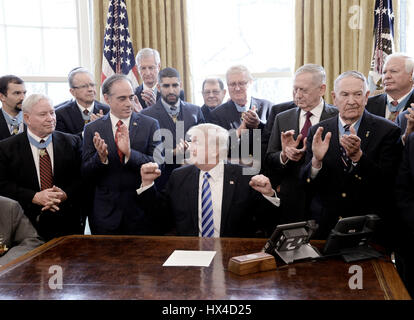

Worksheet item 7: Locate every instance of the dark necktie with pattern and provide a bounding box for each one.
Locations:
[300,111,313,140]
[115,120,124,163]
[340,124,352,171]
[39,140,53,190]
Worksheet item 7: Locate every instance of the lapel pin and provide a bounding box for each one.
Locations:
[133,122,137,126]
[366,131,370,138]
[230,181,234,185]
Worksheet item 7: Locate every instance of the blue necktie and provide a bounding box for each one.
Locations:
[201,172,214,237]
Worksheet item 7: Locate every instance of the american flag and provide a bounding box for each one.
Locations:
[101,0,139,89]
[368,0,395,93]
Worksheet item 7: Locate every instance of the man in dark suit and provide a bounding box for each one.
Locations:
[55,67,110,137]
[265,64,338,224]
[82,74,163,235]
[366,53,414,122]
[138,123,280,238]
[396,104,414,144]
[134,48,184,108]
[301,71,401,240]
[201,78,226,123]
[0,94,83,241]
[140,67,205,190]
[0,196,44,266]
[0,75,27,140]
[210,65,272,168]
[395,132,414,297]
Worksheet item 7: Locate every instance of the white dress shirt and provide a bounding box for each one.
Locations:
[76,100,95,115]
[27,129,54,189]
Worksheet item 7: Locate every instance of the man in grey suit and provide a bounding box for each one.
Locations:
[0,196,44,266]
[265,64,338,224]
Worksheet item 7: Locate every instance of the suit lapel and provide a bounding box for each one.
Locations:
[0,112,11,139]
[188,166,200,232]
[358,111,373,152]
[68,101,84,132]
[220,164,237,236]
[128,112,140,142]
[20,134,41,190]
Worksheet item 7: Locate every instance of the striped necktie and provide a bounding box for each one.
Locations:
[201,172,214,237]
[340,124,352,170]
[39,139,53,190]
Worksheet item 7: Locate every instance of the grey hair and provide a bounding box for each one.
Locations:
[22,93,53,113]
[136,48,161,66]
[68,67,94,88]
[101,74,132,96]
[294,64,326,85]
[334,70,368,94]
[226,65,254,82]
[187,123,229,161]
[384,52,414,79]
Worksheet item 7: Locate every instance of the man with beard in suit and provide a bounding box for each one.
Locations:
[0,75,26,140]
[264,64,338,224]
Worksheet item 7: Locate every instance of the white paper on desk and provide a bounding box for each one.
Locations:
[163,250,216,267]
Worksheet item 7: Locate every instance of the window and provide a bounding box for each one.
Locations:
[0,0,92,106]
[187,0,295,107]
[400,0,414,54]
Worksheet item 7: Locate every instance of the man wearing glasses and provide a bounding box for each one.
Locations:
[55,67,109,137]
[210,65,273,166]
[201,78,226,123]
[135,48,184,109]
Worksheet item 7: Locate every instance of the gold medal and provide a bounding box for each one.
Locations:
[12,125,19,135]
[39,149,47,157]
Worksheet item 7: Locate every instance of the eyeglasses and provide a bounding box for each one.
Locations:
[228,81,249,89]
[72,83,96,90]
[202,90,222,96]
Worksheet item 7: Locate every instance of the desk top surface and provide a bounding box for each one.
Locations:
[0,235,410,300]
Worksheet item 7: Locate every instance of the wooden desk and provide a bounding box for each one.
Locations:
[0,235,410,300]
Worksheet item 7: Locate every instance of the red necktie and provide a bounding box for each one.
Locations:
[115,120,124,163]
[39,140,53,190]
[300,111,313,140]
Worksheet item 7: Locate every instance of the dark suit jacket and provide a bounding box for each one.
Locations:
[366,92,414,118]
[210,97,272,159]
[134,84,185,109]
[0,111,26,141]
[0,196,44,266]
[55,99,110,137]
[0,131,83,241]
[82,112,162,235]
[139,163,279,237]
[264,103,338,224]
[301,110,402,239]
[261,101,298,153]
[396,109,412,134]
[201,104,216,123]
[396,132,414,232]
[140,100,205,190]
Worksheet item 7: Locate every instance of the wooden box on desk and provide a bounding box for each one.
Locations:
[228,251,277,275]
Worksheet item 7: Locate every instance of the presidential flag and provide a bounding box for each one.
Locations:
[368,0,395,93]
[101,0,139,89]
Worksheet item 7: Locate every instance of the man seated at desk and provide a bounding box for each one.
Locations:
[137,123,281,238]
[0,196,44,267]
